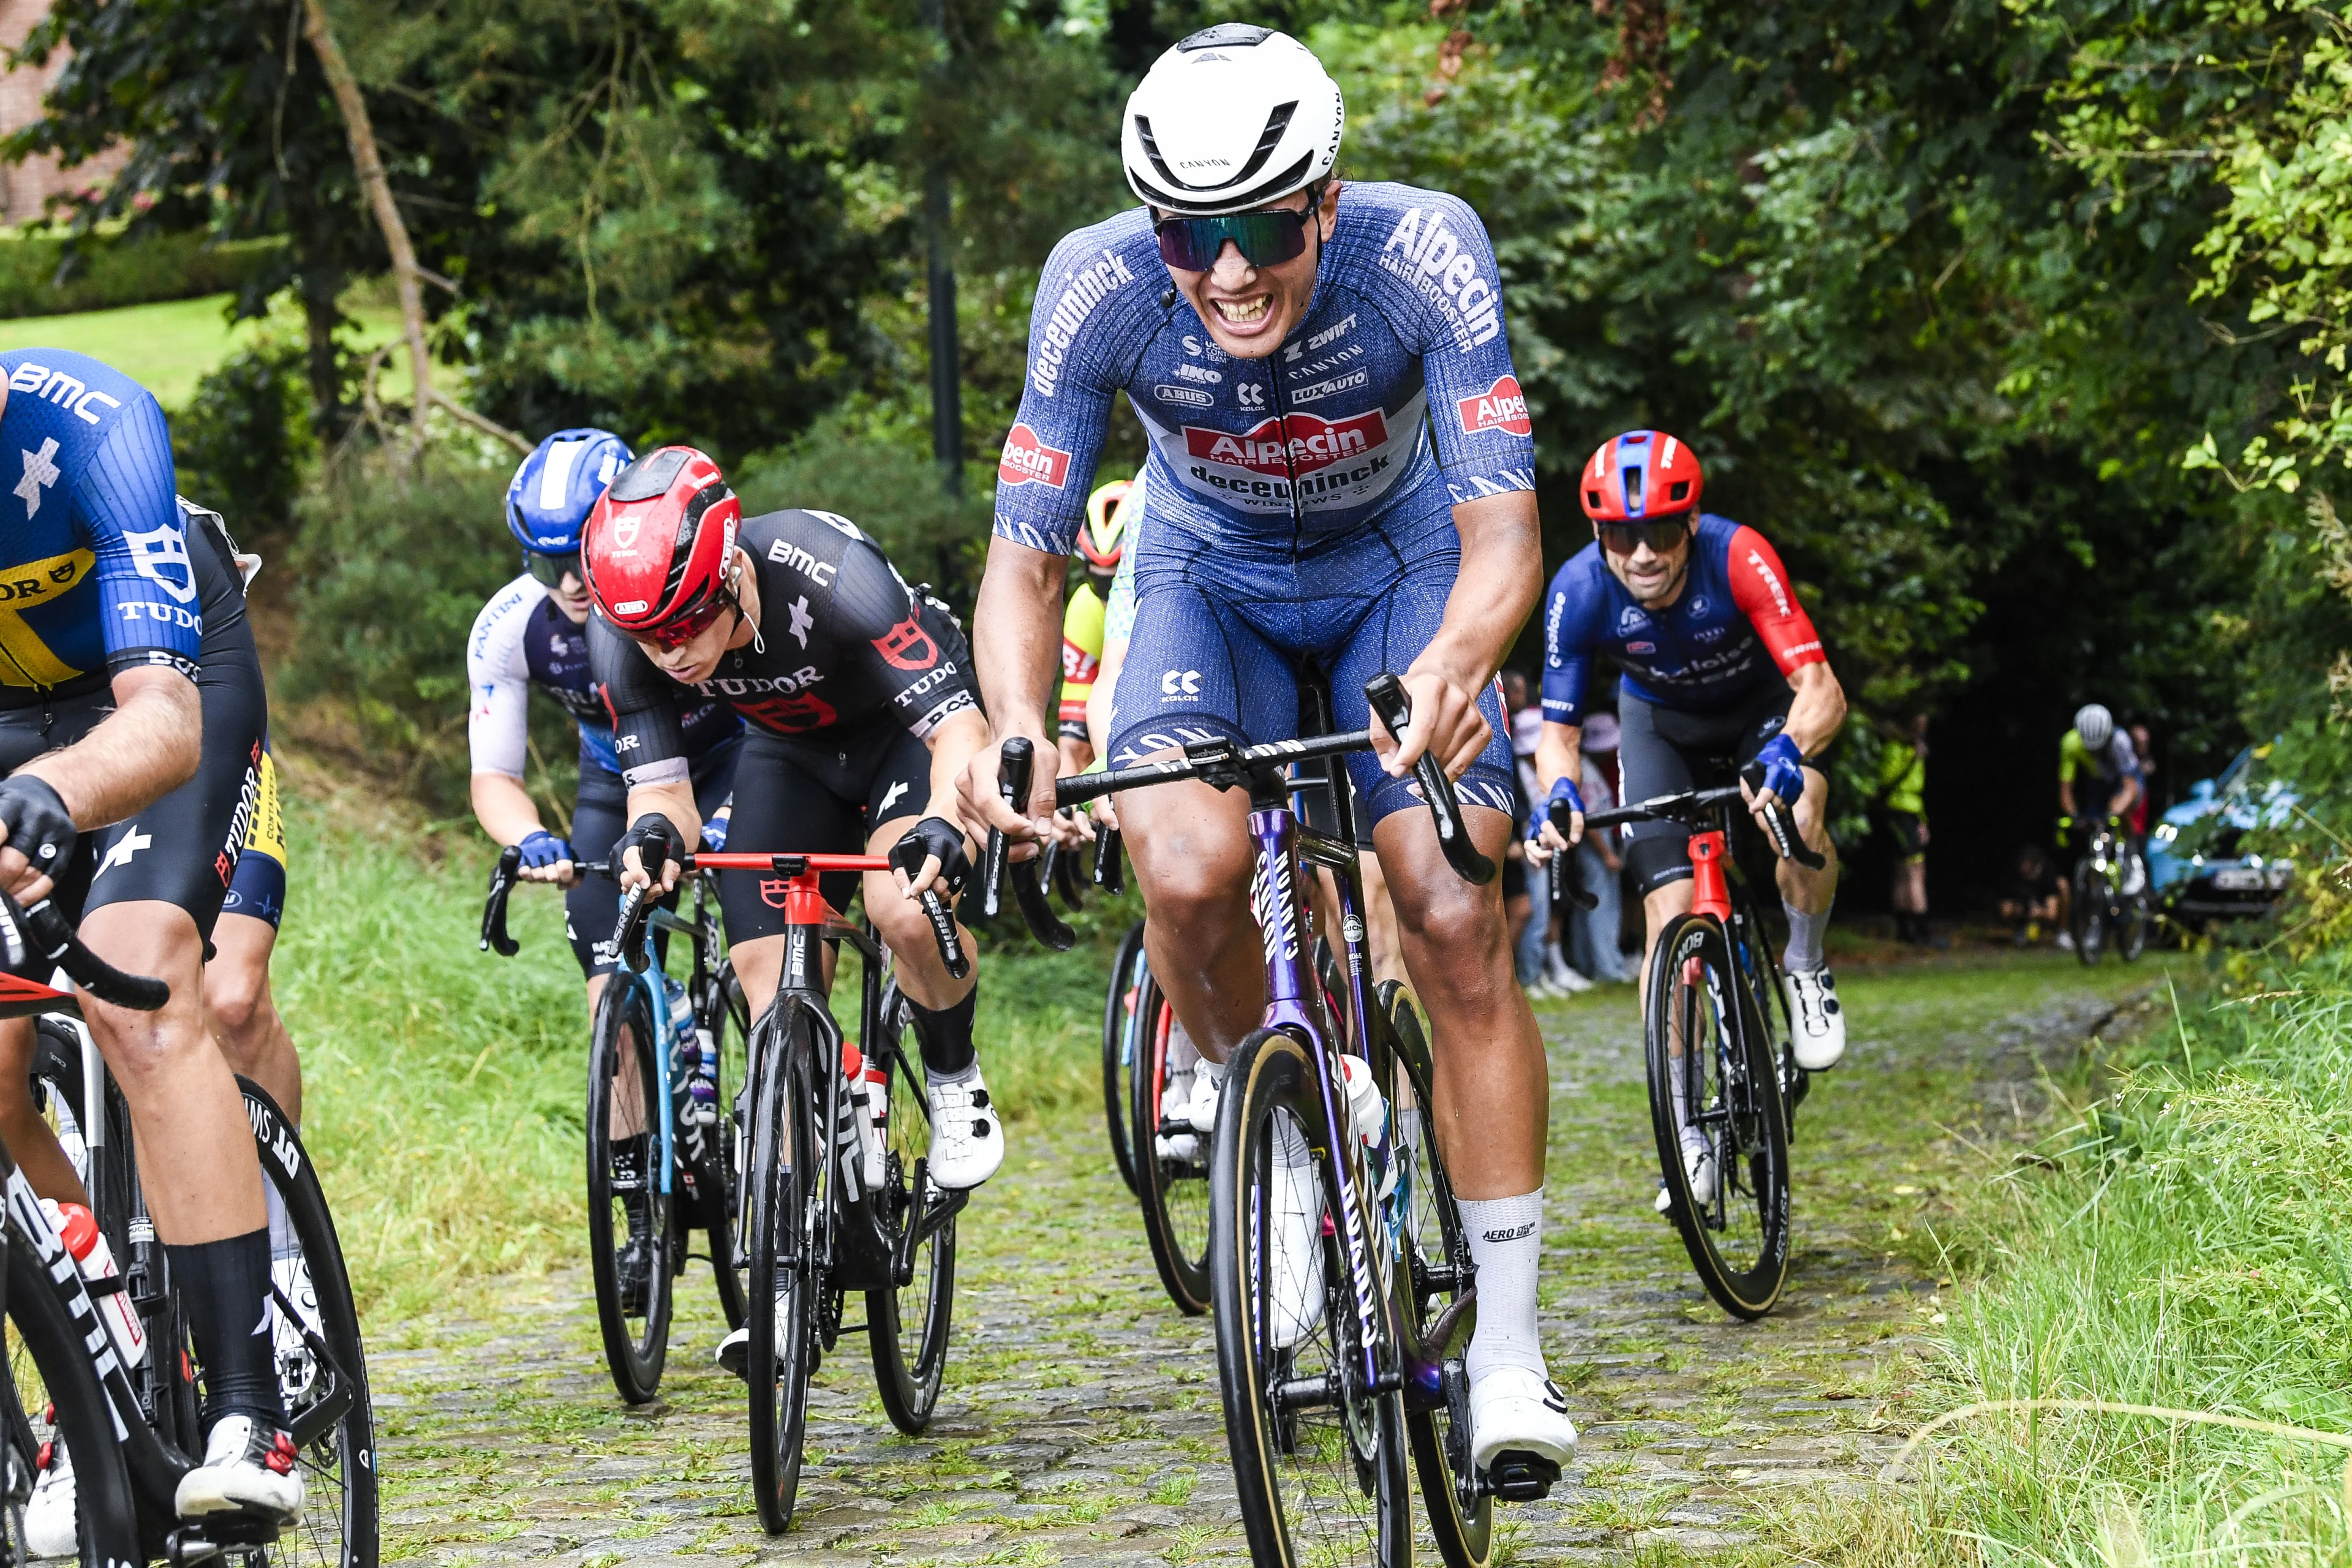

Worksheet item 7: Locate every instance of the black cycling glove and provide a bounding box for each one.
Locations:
[0,776,76,883]
[616,813,682,883]
[890,816,973,898]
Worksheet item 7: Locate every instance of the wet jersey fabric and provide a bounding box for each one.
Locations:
[0,349,202,704]
[467,573,739,777]
[590,508,979,791]
[992,182,1537,560]
[1540,514,1825,725]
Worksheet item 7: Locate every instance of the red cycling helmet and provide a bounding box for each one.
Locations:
[1579,430,1703,522]
[582,446,742,644]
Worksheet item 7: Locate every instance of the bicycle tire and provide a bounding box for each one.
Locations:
[586,976,673,1404]
[1377,984,1491,1568]
[745,999,822,1535]
[1645,913,1791,1320]
[242,1078,381,1568]
[1102,922,1145,1194]
[867,1001,956,1434]
[704,963,752,1334]
[1130,974,1211,1316]
[2,1205,143,1568]
[2070,861,2105,965]
[1210,1027,1412,1568]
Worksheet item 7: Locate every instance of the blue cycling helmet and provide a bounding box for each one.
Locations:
[506,429,635,554]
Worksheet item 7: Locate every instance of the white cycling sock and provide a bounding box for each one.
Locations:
[1460,1189,1546,1382]
[1667,1051,1692,1134]
[1272,1109,1312,1168]
[1783,901,1828,974]
[928,1058,980,1090]
[1166,1015,1202,1072]
[264,1178,298,1264]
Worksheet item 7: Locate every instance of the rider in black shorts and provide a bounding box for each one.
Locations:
[581,451,998,1351]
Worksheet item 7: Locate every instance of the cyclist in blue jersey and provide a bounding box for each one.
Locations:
[466,431,743,1310]
[958,25,1575,1485]
[1528,432,1848,1206]
[0,349,304,1525]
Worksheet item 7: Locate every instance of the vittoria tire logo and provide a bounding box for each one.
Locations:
[997,424,1072,489]
[1182,410,1390,480]
[1458,375,1531,436]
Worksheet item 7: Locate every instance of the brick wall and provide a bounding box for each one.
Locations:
[0,0,126,225]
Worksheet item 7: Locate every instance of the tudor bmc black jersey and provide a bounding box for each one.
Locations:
[590,508,979,789]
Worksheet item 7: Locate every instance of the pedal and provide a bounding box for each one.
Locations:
[166,1510,282,1566]
[1482,1450,1561,1503]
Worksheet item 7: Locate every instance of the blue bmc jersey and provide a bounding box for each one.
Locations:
[991,182,1539,557]
[0,349,199,703]
[1541,514,1826,725]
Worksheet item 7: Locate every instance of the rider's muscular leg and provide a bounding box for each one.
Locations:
[1373,806,1545,1200]
[0,1016,92,1207]
[81,903,266,1243]
[1124,777,1264,1065]
[203,911,300,1121]
[1773,767,1839,971]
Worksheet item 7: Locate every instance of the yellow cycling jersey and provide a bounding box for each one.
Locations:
[246,745,286,863]
[1059,582,1107,740]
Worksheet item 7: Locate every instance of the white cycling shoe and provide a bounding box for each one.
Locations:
[1185,1060,1224,1136]
[1154,1063,1200,1163]
[1266,1152,1327,1349]
[925,1067,1004,1189]
[1656,1125,1717,1212]
[715,1294,793,1381]
[173,1415,304,1524]
[1468,1365,1578,1490]
[1784,967,1847,1070]
[26,1436,76,1558]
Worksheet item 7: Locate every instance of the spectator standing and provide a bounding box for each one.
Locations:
[1880,713,1932,945]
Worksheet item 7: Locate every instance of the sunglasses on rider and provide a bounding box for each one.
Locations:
[524,549,582,588]
[1596,518,1692,557]
[1154,206,1317,273]
[638,593,730,650]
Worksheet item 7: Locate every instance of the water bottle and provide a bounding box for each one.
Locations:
[686,1025,721,1127]
[42,1200,144,1368]
[835,1043,869,1202]
[664,974,693,1034]
[859,1058,890,1188]
[1339,1055,1396,1226]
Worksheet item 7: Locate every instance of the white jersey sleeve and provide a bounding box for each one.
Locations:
[467,575,544,778]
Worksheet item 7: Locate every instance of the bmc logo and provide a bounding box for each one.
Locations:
[1183,410,1390,480]
[997,424,1072,489]
[1458,375,1531,437]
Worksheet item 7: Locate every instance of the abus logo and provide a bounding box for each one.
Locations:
[1459,375,1531,436]
[1183,410,1390,480]
[997,424,1072,489]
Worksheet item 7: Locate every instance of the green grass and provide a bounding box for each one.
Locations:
[0,290,401,407]
[274,790,1117,1321]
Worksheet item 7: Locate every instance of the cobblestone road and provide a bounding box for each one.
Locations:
[371,960,2139,1565]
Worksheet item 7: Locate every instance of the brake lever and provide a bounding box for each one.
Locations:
[916,889,970,981]
[1740,761,1827,870]
[1049,827,1088,911]
[1546,799,1598,913]
[609,883,651,974]
[1363,673,1495,887]
[981,738,1029,921]
[1094,822,1125,894]
[481,843,522,957]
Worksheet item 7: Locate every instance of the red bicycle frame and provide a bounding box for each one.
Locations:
[1689,830,1733,921]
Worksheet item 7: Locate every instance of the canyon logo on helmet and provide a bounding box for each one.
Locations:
[582,446,742,641]
[1580,429,1704,522]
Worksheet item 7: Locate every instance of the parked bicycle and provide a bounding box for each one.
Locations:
[609,850,970,1535]
[0,889,376,1568]
[993,673,1502,1568]
[2062,813,2149,965]
[481,848,748,1404]
[1558,780,1820,1321]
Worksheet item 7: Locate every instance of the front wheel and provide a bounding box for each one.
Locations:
[745,1000,823,1535]
[1210,1028,1413,1568]
[1102,922,1146,1194]
[2070,861,2106,965]
[1645,913,1791,1320]
[585,976,673,1404]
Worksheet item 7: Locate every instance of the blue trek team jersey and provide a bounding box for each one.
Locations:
[0,349,199,703]
[992,182,1538,558]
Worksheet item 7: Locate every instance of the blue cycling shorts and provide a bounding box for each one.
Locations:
[1106,501,1515,829]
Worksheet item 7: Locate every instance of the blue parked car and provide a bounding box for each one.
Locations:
[2145,746,2297,927]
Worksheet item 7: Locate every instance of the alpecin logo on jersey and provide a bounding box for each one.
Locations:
[1182,409,1390,480]
[1458,375,1531,436]
[998,424,1072,489]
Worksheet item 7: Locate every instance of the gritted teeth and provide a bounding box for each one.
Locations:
[1212,296,1271,325]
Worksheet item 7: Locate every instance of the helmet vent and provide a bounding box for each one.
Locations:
[1669,480,1691,502]
[611,448,689,503]
[1586,489,1604,510]
[1623,465,1645,513]
[1178,23,1275,50]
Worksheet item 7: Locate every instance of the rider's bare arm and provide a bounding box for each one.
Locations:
[23,667,200,827]
[960,538,1069,836]
[1531,720,1585,858]
[1381,489,1542,781]
[1779,660,1847,757]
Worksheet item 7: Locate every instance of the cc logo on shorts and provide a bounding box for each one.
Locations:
[1161,669,1202,698]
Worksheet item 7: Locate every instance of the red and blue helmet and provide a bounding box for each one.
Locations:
[1579,430,1703,523]
[507,428,635,554]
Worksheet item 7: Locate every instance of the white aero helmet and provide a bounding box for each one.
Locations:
[1121,25,1345,217]
[2074,703,2114,749]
